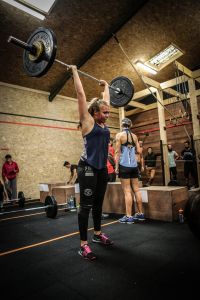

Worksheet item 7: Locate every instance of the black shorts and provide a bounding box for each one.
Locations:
[118,165,138,179]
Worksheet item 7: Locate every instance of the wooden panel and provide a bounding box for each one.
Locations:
[130,103,194,186]
[145,186,188,221]
[103,183,188,222]
[103,182,126,214]
[51,186,75,204]
[147,190,172,221]
[40,182,67,203]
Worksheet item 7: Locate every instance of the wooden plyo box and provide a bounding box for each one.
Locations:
[51,186,75,204]
[102,183,188,222]
[39,182,67,203]
[144,186,188,222]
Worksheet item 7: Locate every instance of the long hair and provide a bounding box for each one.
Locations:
[88,98,109,116]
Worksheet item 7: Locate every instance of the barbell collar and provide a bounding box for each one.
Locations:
[8,36,37,55]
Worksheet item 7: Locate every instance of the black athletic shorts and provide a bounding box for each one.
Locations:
[118,165,138,179]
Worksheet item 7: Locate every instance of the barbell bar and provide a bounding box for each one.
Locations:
[0,195,75,219]
[2,191,35,208]
[8,36,120,93]
[7,27,134,108]
[54,59,120,93]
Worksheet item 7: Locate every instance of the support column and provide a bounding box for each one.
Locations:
[156,89,170,185]
[188,78,200,187]
[119,107,125,131]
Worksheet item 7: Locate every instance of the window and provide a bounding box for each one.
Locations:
[2,0,57,20]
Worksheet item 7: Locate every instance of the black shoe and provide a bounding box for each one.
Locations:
[92,233,114,245]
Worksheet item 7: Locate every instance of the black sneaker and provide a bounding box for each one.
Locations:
[92,233,114,245]
[78,244,97,261]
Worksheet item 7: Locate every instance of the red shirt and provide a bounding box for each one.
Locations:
[107,145,116,174]
[2,161,19,180]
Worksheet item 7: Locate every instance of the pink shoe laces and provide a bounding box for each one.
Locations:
[82,244,92,255]
[99,233,109,242]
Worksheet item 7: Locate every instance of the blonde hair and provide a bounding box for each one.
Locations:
[88,98,109,116]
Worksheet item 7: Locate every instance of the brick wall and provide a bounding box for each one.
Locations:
[0,83,119,198]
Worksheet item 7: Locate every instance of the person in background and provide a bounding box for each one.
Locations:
[0,180,6,211]
[181,141,196,189]
[115,118,145,224]
[168,144,179,181]
[102,139,116,219]
[136,140,145,181]
[144,147,159,186]
[63,161,78,184]
[2,154,19,202]
[107,139,116,182]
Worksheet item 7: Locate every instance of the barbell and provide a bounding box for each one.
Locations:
[7,27,134,108]
[3,191,37,208]
[0,195,75,218]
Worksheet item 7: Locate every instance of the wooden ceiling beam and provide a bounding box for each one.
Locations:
[127,101,148,109]
[193,70,200,79]
[160,75,189,89]
[125,108,143,116]
[141,75,160,89]
[163,87,185,99]
[175,61,193,77]
[132,87,157,100]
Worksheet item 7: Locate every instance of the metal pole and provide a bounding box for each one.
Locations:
[0,202,71,216]
[54,59,120,93]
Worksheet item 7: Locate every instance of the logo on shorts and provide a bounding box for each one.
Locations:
[84,189,93,196]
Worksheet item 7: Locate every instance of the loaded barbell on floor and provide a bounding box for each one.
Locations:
[0,195,75,218]
[7,27,134,108]
[3,191,38,208]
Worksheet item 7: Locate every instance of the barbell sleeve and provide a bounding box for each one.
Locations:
[7,36,37,55]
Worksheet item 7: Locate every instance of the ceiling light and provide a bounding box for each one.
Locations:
[136,61,157,75]
[2,0,57,20]
[145,44,184,71]
[17,0,57,15]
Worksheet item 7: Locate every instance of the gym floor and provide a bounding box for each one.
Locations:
[0,202,200,300]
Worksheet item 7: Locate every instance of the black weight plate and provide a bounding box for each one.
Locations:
[109,76,134,108]
[18,191,25,208]
[18,191,25,198]
[45,195,58,218]
[185,194,200,239]
[23,27,57,77]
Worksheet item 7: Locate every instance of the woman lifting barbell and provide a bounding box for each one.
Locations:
[70,65,113,261]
